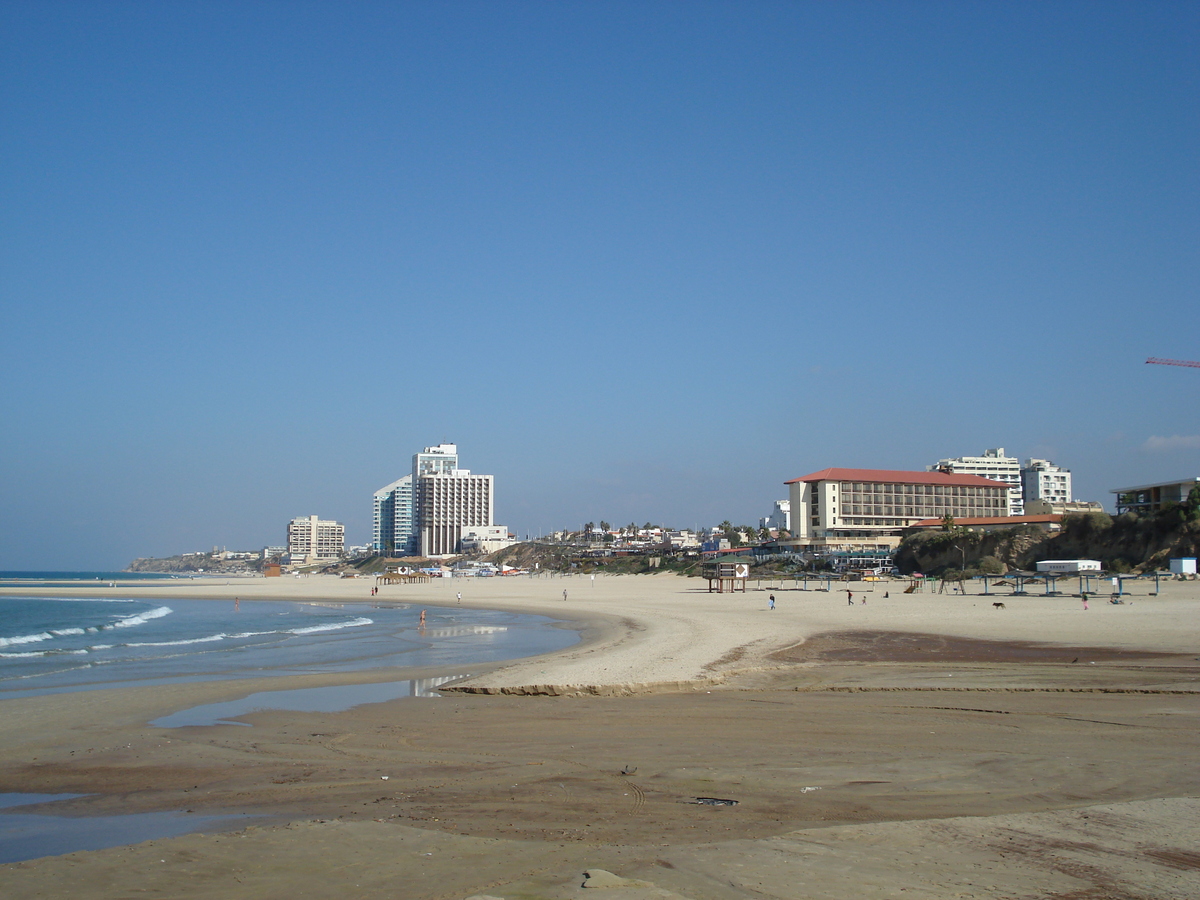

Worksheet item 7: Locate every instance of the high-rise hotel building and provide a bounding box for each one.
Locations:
[417,470,494,557]
[786,467,1010,549]
[373,443,503,557]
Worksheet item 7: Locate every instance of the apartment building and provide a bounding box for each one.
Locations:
[286,515,345,563]
[1022,459,1072,505]
[931,448,1024,516]
[786,467,1010,550]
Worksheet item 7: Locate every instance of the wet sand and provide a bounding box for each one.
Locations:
[0,573,1198,898]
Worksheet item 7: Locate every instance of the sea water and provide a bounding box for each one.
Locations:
[0,594,577,698]
[0,589,578,862]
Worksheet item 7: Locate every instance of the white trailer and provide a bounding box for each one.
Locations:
[1036,559,1102,574]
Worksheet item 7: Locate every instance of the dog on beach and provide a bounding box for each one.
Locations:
[992,601,1006,609]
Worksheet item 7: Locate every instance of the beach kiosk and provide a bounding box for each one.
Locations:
[704,560,750,593]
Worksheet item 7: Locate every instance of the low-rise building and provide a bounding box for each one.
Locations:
[459,525,515,554]
[1112,477,1200,515]
[1036,559,1101,574]
[787,467,1010,550]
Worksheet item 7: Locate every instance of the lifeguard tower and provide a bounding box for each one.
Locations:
[703,559,750,593]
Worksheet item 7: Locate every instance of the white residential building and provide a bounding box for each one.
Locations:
[373,475,414,555]
[1021,459,1072,505]
[931,448,1024,516]
[287,515,345,563]
[759,500,791,533]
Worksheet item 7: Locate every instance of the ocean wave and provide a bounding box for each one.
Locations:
[110,606,173,629]
[0,631,55,649]
[125,633,229,648]
[0,648,90,658]
[0,606,171,651]
[287,617,373,635]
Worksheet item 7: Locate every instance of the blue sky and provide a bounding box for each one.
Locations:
[2,1,1197,569]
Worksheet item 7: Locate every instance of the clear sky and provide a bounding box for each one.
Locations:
[2,1,1197,569]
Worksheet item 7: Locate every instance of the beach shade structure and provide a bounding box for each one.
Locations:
[1151,570,1171,595]
[977,574,1011,596]
[1006,570,1036,595]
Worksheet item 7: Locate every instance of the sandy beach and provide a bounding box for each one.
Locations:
[1,572,1198,898]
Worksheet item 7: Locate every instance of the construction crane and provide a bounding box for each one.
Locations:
[1146,357,1200,369]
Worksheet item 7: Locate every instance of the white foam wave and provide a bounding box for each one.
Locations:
[0,648,90,658]
[51,627,86,637]
[126,633,229,648]
[0,631,54,649]
[288,617,373,635]
[111,606,173,629]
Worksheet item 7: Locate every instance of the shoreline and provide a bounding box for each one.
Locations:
[2,573,1198,898]
[5,571,1200,692]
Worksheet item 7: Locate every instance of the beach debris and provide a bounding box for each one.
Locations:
[381,776,389,780]
[693,797,738,806]
[620,765,637,775]
[799,786,821,793]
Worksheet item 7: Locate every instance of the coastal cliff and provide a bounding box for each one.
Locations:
[895,511,1200,576]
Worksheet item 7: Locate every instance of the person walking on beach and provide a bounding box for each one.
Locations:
[456,591,461,604]
[769,594,775,610]
[563,589,568,602]
[847,590,854,606]
[1082,592,1089,610]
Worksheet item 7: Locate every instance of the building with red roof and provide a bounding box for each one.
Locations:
[785,467,1011,550]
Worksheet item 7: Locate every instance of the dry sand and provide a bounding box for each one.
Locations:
[1,571,1198,898]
